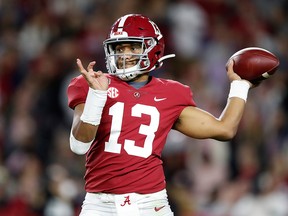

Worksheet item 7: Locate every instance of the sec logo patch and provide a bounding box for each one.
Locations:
[108,87,119,98]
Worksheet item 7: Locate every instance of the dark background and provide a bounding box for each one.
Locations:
[0,0,288,215]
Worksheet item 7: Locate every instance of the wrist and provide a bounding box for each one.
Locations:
[228,80,250,102]
[80,87,107,126]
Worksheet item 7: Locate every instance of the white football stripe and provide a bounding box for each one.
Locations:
[262,72,270,78]
[117,14,130,32]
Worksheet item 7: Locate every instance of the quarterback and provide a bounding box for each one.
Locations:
[67,14,252,216]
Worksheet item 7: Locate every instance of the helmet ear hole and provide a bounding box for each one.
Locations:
[154,52,160,67]
[154,51,162,64]
[155,50,161,57]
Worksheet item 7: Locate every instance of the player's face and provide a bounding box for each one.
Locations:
[115,43,143,69]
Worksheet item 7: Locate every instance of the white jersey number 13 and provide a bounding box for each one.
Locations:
[104,102,160,158]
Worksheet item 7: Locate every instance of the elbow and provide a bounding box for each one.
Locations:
[70,143,89,155]
[217,127,238,141]
[70,132,92,155]
[70,147,86,155]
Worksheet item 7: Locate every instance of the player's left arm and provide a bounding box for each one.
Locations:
[174,60,252,141]
[174,97,246,141]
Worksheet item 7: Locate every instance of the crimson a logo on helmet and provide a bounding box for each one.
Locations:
[111,31,128,38]
[114,32,123,36]
[108,87,119,98]
[112,31,127,36]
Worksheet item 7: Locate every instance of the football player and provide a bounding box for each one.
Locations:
[67,14,252,216]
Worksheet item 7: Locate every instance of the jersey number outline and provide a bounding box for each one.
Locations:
[104,102,160,158]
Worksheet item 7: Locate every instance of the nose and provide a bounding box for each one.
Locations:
[120,47,133,59]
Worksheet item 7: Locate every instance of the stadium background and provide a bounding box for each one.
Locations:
[0,0,288,215]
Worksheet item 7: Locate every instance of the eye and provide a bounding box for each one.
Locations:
[131,43,142,52]
[115,46,124,53]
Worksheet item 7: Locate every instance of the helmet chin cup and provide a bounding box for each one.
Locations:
[115,65,141,81]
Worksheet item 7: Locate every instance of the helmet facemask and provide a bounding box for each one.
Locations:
[104,37,157,81]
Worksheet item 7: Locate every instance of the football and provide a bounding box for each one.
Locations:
[228,47,280,84]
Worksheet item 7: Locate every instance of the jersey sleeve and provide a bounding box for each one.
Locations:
[182,84,196,107]
[174,83,196,118]
[67,75,89,109]
[166,79,196,107]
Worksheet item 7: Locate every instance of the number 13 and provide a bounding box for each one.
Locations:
[104,102,160,158]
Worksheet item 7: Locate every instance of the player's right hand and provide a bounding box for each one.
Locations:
[76,58,109,91]
[226,59,253,88]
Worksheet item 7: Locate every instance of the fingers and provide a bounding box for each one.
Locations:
[76,58,86,74]
[76,58,97,75]
[226,59,238,77]
[87,61,96,72]
[226,59,234,72]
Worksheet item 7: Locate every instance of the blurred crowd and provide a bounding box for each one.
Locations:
[0,0,288,215]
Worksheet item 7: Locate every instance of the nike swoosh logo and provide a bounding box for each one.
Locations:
[154,97,167,102]
[154,206,165,212]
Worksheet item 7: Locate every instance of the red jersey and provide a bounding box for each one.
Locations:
[67,75,196,194]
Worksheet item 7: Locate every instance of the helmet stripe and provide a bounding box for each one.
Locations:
[117,14,130,32]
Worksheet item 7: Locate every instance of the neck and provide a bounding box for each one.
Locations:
[127,74,150,89]
[129,73,149,82]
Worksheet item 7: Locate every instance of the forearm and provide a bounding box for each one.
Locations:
[72,116,98,142]
[69,119,97,155]
[70,87,107,154]
[75,87,107,139]
[217,97,246,140]
[69,107,98,154]
[216,80,250,140]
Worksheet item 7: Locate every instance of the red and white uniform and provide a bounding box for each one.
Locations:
[67,75,196,194]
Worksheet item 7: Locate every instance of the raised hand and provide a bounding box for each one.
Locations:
[226,59,241,82]
[76,58,109,90]
[226,59,253,88]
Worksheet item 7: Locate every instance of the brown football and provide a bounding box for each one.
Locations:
[228,47,279,84]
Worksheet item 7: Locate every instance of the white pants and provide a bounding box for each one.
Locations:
[79,189,174,216]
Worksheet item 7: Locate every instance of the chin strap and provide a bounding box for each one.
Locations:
[157,54,176,67]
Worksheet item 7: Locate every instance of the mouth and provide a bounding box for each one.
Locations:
[118,59,138,69]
